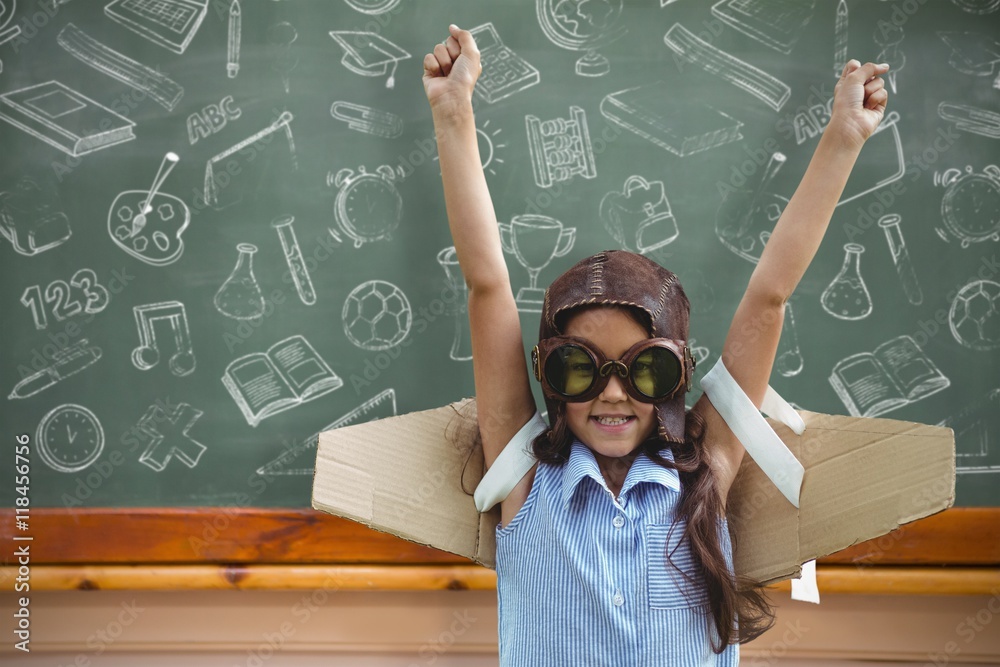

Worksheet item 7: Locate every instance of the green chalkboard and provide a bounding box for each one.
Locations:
[1,0,997,510]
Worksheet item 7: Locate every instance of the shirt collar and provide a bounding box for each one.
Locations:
[561,439,680,509]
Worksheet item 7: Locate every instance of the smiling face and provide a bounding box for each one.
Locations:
[560,305,658,472]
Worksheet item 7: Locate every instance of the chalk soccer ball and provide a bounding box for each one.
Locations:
[949,280,1000,351]
[343,281,412,351]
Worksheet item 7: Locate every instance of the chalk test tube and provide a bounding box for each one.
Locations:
[272,215,316,305]
[879,214,923,306]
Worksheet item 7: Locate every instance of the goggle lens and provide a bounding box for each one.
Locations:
[545,344,595,396]
[632,347,682,398]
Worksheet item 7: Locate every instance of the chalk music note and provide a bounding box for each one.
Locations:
[131,301,196,376]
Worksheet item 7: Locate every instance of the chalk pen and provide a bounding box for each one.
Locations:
[227,0,241,78]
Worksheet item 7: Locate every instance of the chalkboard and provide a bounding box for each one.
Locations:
[1,0,997,511]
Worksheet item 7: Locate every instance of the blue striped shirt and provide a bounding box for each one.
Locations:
[495,439,740,666]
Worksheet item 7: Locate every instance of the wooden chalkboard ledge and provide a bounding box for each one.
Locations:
[0,564,997,594]
[0,507,997,565]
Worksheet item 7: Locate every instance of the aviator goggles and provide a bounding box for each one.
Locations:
[531,335,695,403]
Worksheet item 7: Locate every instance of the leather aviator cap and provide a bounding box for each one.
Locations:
[537,249,695,444]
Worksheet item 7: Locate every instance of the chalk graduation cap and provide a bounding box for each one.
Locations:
[329,31,411,89]
[937,31,1000,87]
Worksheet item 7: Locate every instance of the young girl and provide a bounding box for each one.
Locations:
[423,24,889,664]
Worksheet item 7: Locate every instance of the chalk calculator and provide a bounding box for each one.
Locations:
[470,23,540,104]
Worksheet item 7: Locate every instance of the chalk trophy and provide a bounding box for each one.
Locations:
[499,214,576,313]
[437,246,472,361]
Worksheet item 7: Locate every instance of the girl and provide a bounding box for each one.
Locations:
[423,23,889,664]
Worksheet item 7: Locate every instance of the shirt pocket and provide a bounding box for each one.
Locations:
[645,522,709,609]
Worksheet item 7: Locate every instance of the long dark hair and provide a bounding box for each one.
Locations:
[531,307,775,651]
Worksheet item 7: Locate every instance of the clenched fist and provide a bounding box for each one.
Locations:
[423,24,482,114]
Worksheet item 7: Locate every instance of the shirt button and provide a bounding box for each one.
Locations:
[613,515,625,528]
[613,590,624,606]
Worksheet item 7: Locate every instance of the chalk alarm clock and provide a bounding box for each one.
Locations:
[938,165,1000,248]
[328,165,402,248]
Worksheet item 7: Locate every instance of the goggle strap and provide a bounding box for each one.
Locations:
[684,345,695,392]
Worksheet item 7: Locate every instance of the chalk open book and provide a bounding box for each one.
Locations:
[829,334,950,418]
[222,335,342,427]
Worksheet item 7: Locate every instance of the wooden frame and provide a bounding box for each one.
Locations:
[2,507,997,592]
[1,564,997,594]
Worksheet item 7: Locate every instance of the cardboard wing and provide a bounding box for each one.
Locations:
[312,398,499,566]
[311,397,955,580]
[726,408,955,584]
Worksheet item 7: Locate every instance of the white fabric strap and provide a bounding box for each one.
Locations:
[474,411,546,512]
[761,384,805,436]
[699,356,805,508]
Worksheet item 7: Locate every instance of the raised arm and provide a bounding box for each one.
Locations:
[696,60,891,501]
[423,26,537,522]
